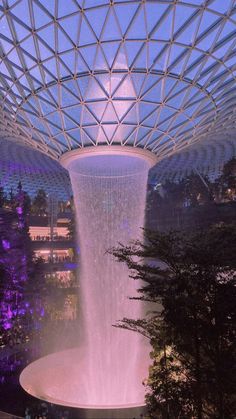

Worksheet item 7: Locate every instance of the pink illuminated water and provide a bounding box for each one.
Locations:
[70,154,150,406]
[20,153,151,409]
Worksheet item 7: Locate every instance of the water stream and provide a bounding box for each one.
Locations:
[69,154,150,407]
[20,153,151,410]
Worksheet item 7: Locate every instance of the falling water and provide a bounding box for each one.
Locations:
[68,154,150,407]
[20,152,151,410]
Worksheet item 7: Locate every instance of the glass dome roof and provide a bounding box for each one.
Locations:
[0,141,71,198]
[0,0,236,161]
[152,135,236,181]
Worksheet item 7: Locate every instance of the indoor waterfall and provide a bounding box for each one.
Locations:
[20,149,155,414]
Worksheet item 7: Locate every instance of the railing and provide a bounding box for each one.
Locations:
[31,235,71,241]
[44,256,75,264]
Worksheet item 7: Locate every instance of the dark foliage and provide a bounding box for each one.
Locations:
[32,188,47,215]
[112,224,236,418]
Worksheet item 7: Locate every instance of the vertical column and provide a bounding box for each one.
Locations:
[67,153,151,407]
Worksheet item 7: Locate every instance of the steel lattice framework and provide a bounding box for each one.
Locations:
[0,0,236,162]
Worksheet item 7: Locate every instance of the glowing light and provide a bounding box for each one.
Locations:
[20,147,156,409]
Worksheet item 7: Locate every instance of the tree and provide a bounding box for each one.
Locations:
[112,224,236,418]
[219,158,236,201]
[32,189,47,216]
[0,186,6,208]
[0,183,45,346]
[66,196,76,242]
[163,179,186,208]
[184,174,212,206]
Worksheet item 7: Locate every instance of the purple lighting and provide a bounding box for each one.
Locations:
[2,239,10,250]
[0,188,33,339]
[16,207,23,215]
[3,322,12,330]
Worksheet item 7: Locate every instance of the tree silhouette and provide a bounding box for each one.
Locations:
[32,189,47,216]
[112,224,236,418]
